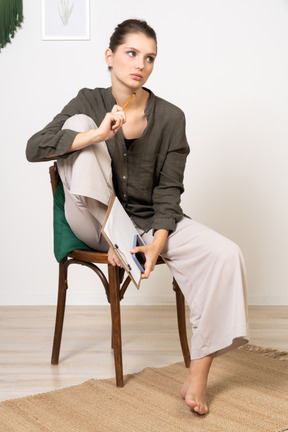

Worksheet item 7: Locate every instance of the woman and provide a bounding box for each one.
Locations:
[26,19,249,415]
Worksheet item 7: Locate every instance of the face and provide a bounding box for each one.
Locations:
[106,32,157,91]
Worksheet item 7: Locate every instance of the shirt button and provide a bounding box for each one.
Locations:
[124,153,127,157]
[123,175,126,180]
[123,194,127,198]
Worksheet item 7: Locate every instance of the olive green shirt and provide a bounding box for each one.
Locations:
[26,87,190,233]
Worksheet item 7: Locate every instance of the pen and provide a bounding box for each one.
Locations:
[122,93,136,110]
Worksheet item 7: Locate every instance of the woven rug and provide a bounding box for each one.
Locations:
[0,345,287,432]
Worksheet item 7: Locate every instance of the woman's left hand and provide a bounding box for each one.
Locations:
[130,243,159,279]
[130,229,169,279]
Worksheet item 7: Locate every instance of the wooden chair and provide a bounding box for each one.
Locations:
[49,163,190,387]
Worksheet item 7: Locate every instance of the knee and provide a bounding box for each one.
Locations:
[217,237,243,268]
[62,114,97,132]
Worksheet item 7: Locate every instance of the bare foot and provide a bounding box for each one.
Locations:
[181,355,214,415]
[181,373,208,414]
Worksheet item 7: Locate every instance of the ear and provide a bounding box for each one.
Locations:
[105,48,113,68]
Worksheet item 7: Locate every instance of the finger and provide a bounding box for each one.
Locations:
[112,104,123,112]
[108,248,122,267]
[141,266,151,279]
[130,246,145,254]
[111,106,127,125]
[110,256,122,267]
[112,122,123,133]
[141,258,155,279]
[111,114,126,131]
[130,247,139,254]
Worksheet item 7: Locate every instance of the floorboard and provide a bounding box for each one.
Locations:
[0,305,287,402]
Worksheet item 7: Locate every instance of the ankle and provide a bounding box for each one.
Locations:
[189,354,214,377]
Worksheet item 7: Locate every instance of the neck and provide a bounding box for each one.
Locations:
[111,84,147,109]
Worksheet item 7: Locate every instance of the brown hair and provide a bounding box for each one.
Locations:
[109,19,157,52]
[107,19,157,70]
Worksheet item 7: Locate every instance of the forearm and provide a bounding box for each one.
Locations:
[151,229,169,255]
[64,128,106,154]
[26,122,78,162]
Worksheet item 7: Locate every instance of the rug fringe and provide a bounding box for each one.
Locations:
[239,343,288,360]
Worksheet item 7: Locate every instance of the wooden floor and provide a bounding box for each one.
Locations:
[0,305,287,402]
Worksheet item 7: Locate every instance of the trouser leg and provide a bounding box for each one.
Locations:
[140,217,249,360]
[57,114,112,251]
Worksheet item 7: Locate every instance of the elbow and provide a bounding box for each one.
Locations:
[25,144,36,163]
[26,151,34,163]
[25,139,41,163]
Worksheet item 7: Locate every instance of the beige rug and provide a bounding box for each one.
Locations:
[0,345,287,432]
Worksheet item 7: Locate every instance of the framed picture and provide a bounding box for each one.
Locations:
[42,0,90,40]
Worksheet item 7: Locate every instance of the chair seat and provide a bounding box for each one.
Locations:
[70,249,166,265]
[70,249,109,264]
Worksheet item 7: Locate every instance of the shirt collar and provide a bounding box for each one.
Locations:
[104,86,155,118]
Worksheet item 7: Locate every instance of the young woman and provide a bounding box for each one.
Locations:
[26,19,249,415]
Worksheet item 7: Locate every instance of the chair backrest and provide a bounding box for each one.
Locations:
[49,163,60,197]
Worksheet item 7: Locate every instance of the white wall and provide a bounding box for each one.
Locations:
[1,0,288,305]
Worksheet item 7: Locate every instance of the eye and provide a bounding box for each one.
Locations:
[146,56,155,64]
[127,50,136,58]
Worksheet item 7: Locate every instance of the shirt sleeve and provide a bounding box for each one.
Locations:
[152,110,190,233]
[26,90,87,162]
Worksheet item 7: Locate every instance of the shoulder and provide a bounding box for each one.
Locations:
[74,87,115,110]
[147,89,186,123]
[63,87,103,107]
[74,87,106,101]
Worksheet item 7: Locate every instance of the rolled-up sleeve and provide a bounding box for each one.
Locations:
[26,116,78,162]
[152,111,190,232]
[26,89,93,162]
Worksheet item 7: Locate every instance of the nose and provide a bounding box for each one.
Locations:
[136,56,145,70]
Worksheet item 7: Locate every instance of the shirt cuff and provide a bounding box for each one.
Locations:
[57,129,79,156]
[152,217,176,234]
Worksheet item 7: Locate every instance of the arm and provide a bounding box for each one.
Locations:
[152,110,190,233]
[26,89,88,162]
[138,111,189,279]
[114,111,189,279]
[26,88,125,162]
[64,105,125,154]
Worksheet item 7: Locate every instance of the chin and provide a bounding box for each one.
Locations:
[133,78,148,87]
[127,82,143,91]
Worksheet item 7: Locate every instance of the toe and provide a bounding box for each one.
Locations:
[185,396,197,410]
[195,404,208,415]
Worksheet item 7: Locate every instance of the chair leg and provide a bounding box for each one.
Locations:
[173,278,191,368]
[51,259,68,365]
[108,264,124,387]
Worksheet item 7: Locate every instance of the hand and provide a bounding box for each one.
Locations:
[130,243,159,280]
[65,105,126,154]
[108,246,122,267]
[97,105,126,141]
[130,229,169,279]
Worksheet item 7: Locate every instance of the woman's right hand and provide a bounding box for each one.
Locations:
[108,246,123,267]
[97,105,126,141]
[64,105,126,154]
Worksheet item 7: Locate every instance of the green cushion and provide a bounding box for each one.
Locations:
[53,182,93,262]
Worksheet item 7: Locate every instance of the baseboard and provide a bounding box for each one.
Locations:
[248,295,288,306]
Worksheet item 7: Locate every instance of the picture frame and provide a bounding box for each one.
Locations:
[41,0,90,41]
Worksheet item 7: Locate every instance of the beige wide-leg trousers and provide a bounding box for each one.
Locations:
[57,114,249,360]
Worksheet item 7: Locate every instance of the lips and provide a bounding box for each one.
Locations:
[130,73,142,81]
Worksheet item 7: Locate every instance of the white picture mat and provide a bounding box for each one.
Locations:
[41,0,90,40]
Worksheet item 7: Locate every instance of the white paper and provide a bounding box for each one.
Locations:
[102,196,144,288]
